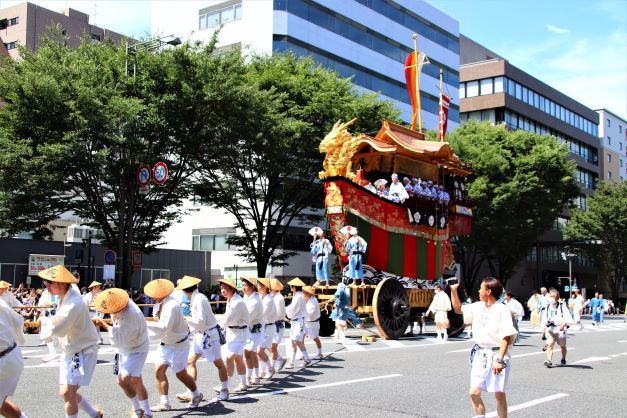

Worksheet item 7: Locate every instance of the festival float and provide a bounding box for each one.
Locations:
[315,36,473,339]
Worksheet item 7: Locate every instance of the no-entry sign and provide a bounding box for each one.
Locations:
[137,165,151,186]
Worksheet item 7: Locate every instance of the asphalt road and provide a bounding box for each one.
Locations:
[11,315,627,417]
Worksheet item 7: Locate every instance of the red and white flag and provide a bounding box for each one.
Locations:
[438,92,451,141]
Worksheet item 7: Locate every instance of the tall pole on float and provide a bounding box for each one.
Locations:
[413,34,423,133]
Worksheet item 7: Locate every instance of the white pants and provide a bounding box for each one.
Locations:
[118,351,148,377]
[0,346,23,401]
[272,323,285,345]
[192,333,222,362]
[59,350,98,386]
[290,318,305,341]
[223,341,245,357]
[469,347,510,393]
[156,345,188,373]
[304,322,320,339]
[262,324,277,349]
[246,331,265,352]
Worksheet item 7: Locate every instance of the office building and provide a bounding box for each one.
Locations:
[459,35,601,295]
[0,2,125,60]
[0,34,9,57]
[151,0,463,282]
[596,108,626,183]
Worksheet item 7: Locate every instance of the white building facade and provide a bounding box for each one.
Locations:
[152,0,461,282]
[596,109,626,183]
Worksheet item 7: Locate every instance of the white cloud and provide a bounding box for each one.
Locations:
[547,24,570,35]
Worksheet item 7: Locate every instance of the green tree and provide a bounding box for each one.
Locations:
[565,181,626,301]
[194,52,400,278]
[0,34,234,288]
[448,121,579,288]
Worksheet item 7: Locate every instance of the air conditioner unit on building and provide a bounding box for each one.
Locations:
[66,224,102,244]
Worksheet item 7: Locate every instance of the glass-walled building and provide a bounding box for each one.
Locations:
[153,0,461,130]
[459,35,601,296]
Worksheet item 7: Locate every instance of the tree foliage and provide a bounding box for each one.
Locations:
[448,121,579,289]
[193,52,400,278]
[565,181,626,300]
[0,34,230,287]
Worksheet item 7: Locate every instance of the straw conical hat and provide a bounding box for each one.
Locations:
[38,265,79,284]
[257,278,272,290]
[269,278,283,291]
[241,277,257,289]
[218,278,237,290]
[302,286,315,295]
[308,226,323,237]
[287,277,306,287]
[144,279,174,299]
[176,275,201,290]
[88,281,102,289]
[0,280,10,289]
[94,288,129,314]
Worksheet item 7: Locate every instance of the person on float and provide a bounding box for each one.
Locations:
[309,227,333,287]
[450,278,517,418]
[423,283,452,342]
[92,288,151,418]
[218,278,250,392]
[0,281,20,308]
[269,278,287,372]
[343,226,368,286]
[387,173,409,203]
[255,278,277,379]
[302,286,323,359]
[0,297,28,418]
[540,289,574,368]
[374,179,388,198]
[83,281,104,345]
[172,276,229,403]
[241,277,264,386]
[144,278,203,411]
[284,278,311,368]
[37,265,103,418]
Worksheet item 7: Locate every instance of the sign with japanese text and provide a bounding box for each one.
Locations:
[28,254,65,275]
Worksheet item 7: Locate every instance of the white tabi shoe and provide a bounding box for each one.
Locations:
[216,389,229,401]
[187,392,203,409]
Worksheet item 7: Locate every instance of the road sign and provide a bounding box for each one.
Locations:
[139,184,150,195]
[564,286,570,291]
[153,162,168,185]
[132,251,143,267]
[137,165,151,186]
[28,254,65,275]
[104,249,117,265]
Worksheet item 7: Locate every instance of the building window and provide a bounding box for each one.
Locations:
[608,136,611,145]
[8,17,19,26]
[608,171,612,179]
[4,41,17,50]
[459,83,466,99]
[619,125,623,134]
[620,142,623,151]
[576,195,587,211]
[466,80,479,98]
[480,78,493,96]
[90,34,101,41]
[199,2,242,30]
[607,118,611,127]
[494,76,504,93]
[192,234,234,251]
[608,154,612,163]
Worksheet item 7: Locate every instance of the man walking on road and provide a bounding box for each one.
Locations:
[504,291,524,344]
[451,278,517,418]
[572,290,585,331]
[541,289,574,368]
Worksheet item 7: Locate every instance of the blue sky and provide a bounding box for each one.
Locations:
[426,0,627,118]
[1,0,625,118]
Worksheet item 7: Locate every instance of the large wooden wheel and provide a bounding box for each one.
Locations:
[373,278,410,339]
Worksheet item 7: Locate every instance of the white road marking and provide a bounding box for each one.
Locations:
[573,356,611,364]
[341,341,367,351]
[609,354,620,357]
[485,393,569,417]
[512,348,575,359]
[228,374,402,400]
[447,348,471,353]
[381,339,405,348]
[618,340,627,343]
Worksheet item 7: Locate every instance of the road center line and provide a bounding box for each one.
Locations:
[228,374,402,401]
[485,393,569,417]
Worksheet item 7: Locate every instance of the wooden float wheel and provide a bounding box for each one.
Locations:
[319,303,336,337]
[373,278,410,339]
